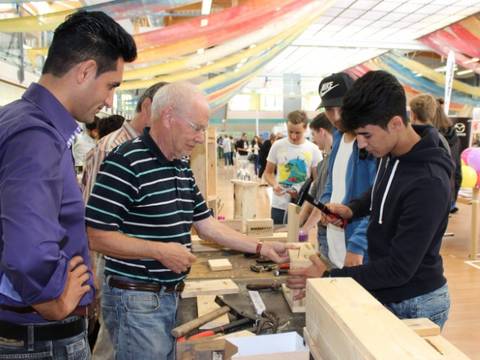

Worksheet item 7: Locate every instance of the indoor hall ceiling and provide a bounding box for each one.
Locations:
[260,0,480,81]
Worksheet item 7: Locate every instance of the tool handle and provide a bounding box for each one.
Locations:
[171,306,230,338]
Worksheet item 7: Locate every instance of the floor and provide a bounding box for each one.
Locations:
[214,161,480,359]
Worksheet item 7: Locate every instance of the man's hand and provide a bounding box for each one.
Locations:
[156,243,196,274]
[344,251,363,267]
[33,256,91,321]
[325,203,353,227]
[260,241,290,263]
[287,255,327,300]
[273,184,285,196]
[286,188,298,201]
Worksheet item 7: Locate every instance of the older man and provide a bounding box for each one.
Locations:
[86,82,289,360]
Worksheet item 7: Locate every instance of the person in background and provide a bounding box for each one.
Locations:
[258,133,277,178]
[288,70,452,329]
[217,135,224,161]
[74,116,99,169]
[82,81,167,360]
[0,10,136,359]
[264,110,322,224]
[298,113,333,256]
[97,114,125,139]
[86,82,289,360]
[251,135,261,176]
[434,98,462,213]
[222,134,233,167]
[236,133,249,157]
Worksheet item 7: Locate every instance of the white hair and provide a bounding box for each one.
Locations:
[151,81,208,119]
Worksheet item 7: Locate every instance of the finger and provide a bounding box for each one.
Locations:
[287,279,306,289]
[293,290,306,300]
[309,255,324,268]
[68,256,84,271]
[71,264,89,276]
[187,253,197,262]
[77,273,91,285]
[288,268,306,276]
[80,284,91,295]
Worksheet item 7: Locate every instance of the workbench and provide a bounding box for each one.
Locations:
[177,249,306,335]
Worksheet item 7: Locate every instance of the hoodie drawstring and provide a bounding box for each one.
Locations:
[370,157,383,212]
[379,159,399,224]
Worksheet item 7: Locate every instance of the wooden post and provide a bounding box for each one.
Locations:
[287,203,301,242]
[231,180,258,221]
[470,187,479,259]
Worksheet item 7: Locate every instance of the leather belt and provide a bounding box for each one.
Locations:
[108,277,184,293]
[0,318,85,342]
[0,304,89,317]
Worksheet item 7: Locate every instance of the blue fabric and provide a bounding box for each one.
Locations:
[317,226,328,259]
[320,130,377,256]
[102,277,179,360]
[385,283,450,329]
[0,83,94,324]
[271,207,287,225]
[0,320,90,359]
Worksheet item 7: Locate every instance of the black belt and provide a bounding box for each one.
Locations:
[108,277,184,293]
[0,318,86,342]
[0,304,89,317]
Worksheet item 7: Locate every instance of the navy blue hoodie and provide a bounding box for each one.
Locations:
[329,125,452,304]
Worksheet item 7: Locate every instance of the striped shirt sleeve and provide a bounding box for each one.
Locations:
[86,151,139,231]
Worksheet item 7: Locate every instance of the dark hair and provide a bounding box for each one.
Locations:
[85,116,100,131]
[42,11,137,77]
[98,114,125,138]
[432,98,452,132]
[341,70,408,132]
[135,82,169,113]
[310,113,333,134]
[287,110,308,127]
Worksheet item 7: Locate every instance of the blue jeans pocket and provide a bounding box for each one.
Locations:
[0,340,53,359]
[65,335,90,360]
[124,292,161,313]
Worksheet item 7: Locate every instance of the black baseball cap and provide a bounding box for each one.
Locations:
[317,72,355,109]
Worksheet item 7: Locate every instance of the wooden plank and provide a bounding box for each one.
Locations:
[303,327,326,360]
[197,295,230,330]
[306,278,448,359]
[287,203,301,242]
[255,232,288,243]
[402,318,441,337]
[231,180,258,221]
[208,258,233,271]
[246,218,273,236]
[190,134,208,197]
[282,283,305,313]
[207,126,217,199]
[181,279,239,299]
[424,336,471,359]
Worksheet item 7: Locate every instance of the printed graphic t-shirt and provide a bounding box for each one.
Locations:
[267,137,322,210]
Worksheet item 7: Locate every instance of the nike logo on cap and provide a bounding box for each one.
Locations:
[320,81,339,97]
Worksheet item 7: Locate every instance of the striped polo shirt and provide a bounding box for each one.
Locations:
[86,127,211,284]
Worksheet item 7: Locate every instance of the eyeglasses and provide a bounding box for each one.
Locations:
[175,113,207,134]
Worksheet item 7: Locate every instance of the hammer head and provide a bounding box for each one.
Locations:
[215,295,256,321]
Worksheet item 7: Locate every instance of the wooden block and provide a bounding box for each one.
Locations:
[303,327,326,360]
[287,203,301,242]
[305,278,452,360]
[231,180,258,221]
[246,218,273,236]
[208,258,233,271]
[283,243,316,313]
[222,219,246,233]
[181,279,239,299]
[282,283,305,313]
[402,318,441,337]
[197,295,230,330]
[423,335,470,359]
[254,232,288,243]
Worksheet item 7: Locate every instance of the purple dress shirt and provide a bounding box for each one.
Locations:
[0,83,94,324]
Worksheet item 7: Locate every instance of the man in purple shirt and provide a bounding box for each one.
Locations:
[0,11,136,359]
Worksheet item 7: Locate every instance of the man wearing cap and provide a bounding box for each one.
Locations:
[300,73,377,268]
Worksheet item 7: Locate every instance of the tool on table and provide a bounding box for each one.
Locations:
[171,305,230,338]
[246,281,282,292]
[250,263,277,273]
[248,290,279,334]
[273,269,289,277]
[177,317,255,342]
[256,257,274,264]
[302,193,347,228]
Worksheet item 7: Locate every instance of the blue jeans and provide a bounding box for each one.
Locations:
[0,318,90,359]
[271,207,287,225]
[385,283,450,329]
[102,276,179,360]
[317,226,328,259]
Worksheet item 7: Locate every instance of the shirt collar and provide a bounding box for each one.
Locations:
[23,83,81,149]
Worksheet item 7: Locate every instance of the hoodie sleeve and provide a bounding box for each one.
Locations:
[330,176,449,291]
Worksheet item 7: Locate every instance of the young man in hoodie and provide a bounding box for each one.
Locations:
[288,70,451,328]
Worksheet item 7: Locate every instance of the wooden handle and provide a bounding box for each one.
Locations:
[171,305,230,338]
